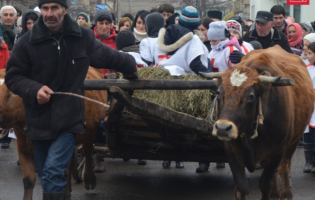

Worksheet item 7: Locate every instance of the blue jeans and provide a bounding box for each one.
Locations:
[32,132,76,192]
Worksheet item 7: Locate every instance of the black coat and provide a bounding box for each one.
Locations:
[5,14,137,140]
[243,26,292,53]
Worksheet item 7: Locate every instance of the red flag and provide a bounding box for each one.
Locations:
[287,0,309,5]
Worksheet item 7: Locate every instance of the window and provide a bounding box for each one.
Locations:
[293,5,301,23]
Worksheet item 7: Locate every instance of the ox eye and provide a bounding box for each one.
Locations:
[247,94,255,101]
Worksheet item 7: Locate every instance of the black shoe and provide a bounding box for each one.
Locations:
[298,139,304,148]
[216,162,225,168]
[196,163,209,173]
[138,159,147,165]
[176,161,184,168]
[162,161,171,168]
[17,160,20,166]
[1,142,10,149]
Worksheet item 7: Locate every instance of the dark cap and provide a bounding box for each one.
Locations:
[207,10,222,20]
[255,11,273,24]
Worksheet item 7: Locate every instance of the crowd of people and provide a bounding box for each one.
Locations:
[1,1,315,199]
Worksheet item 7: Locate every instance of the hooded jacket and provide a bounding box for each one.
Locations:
[0,24,15,50]
[243,26,291,53]
[21,9,39,35]
[5,14,137,140]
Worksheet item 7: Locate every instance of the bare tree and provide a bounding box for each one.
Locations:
[180,0,228,17]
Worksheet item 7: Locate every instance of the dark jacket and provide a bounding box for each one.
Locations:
[243,26,291,53]
[0,24,15,50]
[5,14,137,140]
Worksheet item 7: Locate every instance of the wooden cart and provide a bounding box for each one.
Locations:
[72,79,226,182]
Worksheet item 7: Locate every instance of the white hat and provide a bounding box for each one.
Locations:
[17,16,22,27]
[207,21,228,41]
[304,33,315,43]
[34,6,41,14]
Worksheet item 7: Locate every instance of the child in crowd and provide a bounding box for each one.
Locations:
[226,20,254,54]
[207,21,242,72]
[154,6,210,76]
[304,42,315,174]
[140,12,165,66]
[301,33,315,65]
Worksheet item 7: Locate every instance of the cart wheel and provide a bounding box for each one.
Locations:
[72,146,85,183]
[123,158,130,162]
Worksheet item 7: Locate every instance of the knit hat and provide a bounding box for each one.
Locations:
[94,9,112,23]
[38,0,68,8]
[116,30,136,50]
[304,33,315,43]
[179,6,200,29]
[300,22,314,33]
[76,12,89,23]
[226,20,243,38]
[145,12,165,37]
[122,13,133,21]
[207,10,222,20]
[207,21,228,40]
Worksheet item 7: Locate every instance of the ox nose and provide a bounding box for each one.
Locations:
[215,123,233,137]
[212,120,238,140]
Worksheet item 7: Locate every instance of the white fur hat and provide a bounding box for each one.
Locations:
[304,33,315,43]
[207,21,228,41]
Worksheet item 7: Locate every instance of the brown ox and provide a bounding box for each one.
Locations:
[202,45,314,200]
[0,67,107,200]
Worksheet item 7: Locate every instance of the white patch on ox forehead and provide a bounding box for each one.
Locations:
[230,69,248,87]
[0,78,4,86]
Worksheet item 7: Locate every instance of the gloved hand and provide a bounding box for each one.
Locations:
[229,50,245,64]
[123,71,138,80]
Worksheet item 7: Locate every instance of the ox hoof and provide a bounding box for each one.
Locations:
[84,173,96,190]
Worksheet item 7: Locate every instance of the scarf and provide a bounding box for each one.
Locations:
[287,23,303,47]
[133,27,148,42]
[212,38,229,51]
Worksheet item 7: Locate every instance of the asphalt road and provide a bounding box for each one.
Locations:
[0,140,315,200]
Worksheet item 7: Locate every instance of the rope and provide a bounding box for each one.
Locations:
[251,97,264,139]
[50,92,110,108]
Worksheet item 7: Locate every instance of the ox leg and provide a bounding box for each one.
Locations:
[278,156,294,200]
[269,172,280,200]
[16,137,36,200]
[228,154,249,200]
[83,142,96,190]
[259,154,282,200]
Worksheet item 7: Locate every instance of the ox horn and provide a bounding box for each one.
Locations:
[199,72,224,79]
[258,75,281,83]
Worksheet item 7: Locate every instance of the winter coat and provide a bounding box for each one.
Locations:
[5,14,137,140]
[0,42,9,69]
[0,24,15,50]
[243,26,292,53]
[93,26,117,77]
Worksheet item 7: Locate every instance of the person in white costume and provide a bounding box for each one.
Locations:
[303,42,315,174]
[301,33,315,65]
[207,21,243,72]
[154,6,210,77]
[226,20,254,55]
[140,12,165,66]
